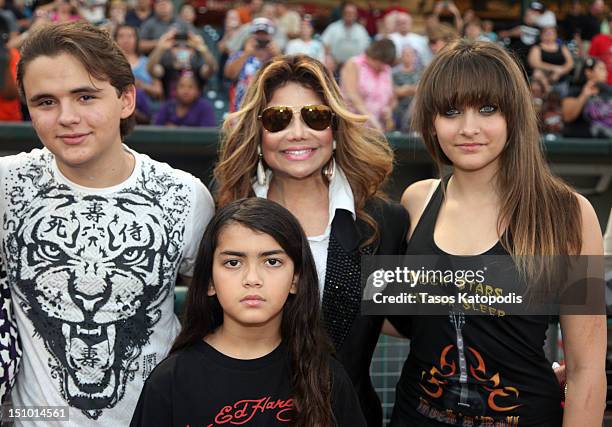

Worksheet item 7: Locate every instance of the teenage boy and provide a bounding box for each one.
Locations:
[0,21,214,425]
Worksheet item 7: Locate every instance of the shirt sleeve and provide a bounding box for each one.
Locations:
[178,177,215,277]
[227,50,243,64]
[330,358,367,427]
[129,361,174,427]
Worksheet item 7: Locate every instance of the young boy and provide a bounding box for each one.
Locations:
[0,21,214,425]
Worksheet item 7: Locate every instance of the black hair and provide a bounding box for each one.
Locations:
[172,197,334,426]
[575,56,603,86]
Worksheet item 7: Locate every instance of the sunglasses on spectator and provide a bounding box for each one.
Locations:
[258,105,334,132]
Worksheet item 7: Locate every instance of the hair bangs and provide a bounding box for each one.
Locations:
[427,49,514,117]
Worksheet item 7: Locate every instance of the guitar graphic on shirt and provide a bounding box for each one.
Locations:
[418,313,523,416]
[450,311,470,408]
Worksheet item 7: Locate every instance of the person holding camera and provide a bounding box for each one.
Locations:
[497,1,544,72]
[431,0,463,33]
[147,25,217,100]
[224,17,281,112]
[139,0,193,54]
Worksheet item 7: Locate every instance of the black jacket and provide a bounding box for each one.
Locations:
[322,198,409,427]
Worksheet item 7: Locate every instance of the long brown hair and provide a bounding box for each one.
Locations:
[172,198,334,426]
[214,54,394,246]
[412,40,582,280]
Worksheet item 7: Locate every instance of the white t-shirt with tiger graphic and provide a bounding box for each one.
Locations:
[0,147,214,426]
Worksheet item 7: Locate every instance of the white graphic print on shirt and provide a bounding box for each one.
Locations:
[0,149,212,423]
[0,259,21,407]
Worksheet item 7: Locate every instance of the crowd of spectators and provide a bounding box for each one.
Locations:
[0,0,611,137]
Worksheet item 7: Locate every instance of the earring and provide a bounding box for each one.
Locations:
[323,140,337,182]
[257,145,267,186]
[323,156,335,182]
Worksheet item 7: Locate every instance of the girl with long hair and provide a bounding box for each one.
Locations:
[390,39,605,426]
[130,198,366,427]
[214,54,408,426]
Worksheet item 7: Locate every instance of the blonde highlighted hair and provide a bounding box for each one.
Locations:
[215,54,394,246]
[412,40,582,280]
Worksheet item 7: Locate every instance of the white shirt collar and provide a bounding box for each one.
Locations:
[252,166,356,236]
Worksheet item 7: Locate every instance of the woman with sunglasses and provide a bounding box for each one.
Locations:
[389,39,605,426]
[214,54,409,427]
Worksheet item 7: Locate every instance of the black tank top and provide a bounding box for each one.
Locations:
[540,44,566,67]
[390,178,562,427]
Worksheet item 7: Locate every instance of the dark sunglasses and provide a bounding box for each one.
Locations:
[258,105,334,132]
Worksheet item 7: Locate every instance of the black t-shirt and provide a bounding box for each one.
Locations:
[580,13,601,41]
[130,341,367,427]
[498,21,540,71]
[563,86,591,138]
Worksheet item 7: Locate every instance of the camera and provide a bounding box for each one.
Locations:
[173,21,189,44]
[256,38,270,49]
[175,30,188,43]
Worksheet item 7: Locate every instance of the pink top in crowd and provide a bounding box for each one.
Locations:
[343,53,394,126]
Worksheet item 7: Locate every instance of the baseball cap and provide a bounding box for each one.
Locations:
[529,2,544,12]
[250,17,275,35]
